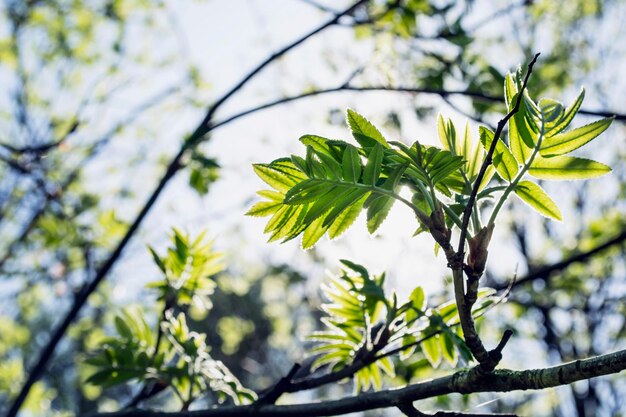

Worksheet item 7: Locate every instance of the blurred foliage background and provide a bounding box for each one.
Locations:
[0,0,625,416]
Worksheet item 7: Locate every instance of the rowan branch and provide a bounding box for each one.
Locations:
[89,348,626,417]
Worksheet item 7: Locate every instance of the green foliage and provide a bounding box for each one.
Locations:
[248,110,464,249]
[85,230,255,407]
[307,261,497,392]
[160,312,256,405]
[188,152,220,196]
[146,229,223,310]
[250,73,612,249]
[486,70,613,222]
[246,70,615,395]
[85,308,157,388]
[308,261,396,392]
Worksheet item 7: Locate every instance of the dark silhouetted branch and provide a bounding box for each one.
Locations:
[494,228,626,291]
[210,85,626,132]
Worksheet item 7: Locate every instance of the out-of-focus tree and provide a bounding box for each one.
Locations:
[0,1,624,416]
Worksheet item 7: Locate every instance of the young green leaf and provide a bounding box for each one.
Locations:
[479,126,519,182]
[422,334,442,367]
[253,163,302,192]
[365,195,394,234]
[302,216,328,249]
[328,194,368,239]
[437,114,457,153]
[410,286,426,312]
[342,144,362,183]
[268,204,306,242]
[340,259,370,280]
[440,331,458,366]
[504,72,517,109]
[460,121,473,164]
[546,88,585,137]
[300,135,336,158]
[528,155,611,180]
[406,287,426,324]
[514,180,562,220]
[539,98,564,124]
[363,143,384,186]
[314,150,343,180]
[303,188,342,224]
[246,200,282,217]
[346,109,389,149]
[322,189,367,226]
[284,179,333,205]
[540,117,614,157]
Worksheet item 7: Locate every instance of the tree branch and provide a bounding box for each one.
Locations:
[189,0,368,142]
[210,85,626,132]
[398,402,519,417]
[89,348,626,417]
[493,228,626,291]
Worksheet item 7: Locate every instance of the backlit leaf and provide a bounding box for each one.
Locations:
[529,155,611,180]
[253,163,302,192]
[346,109,389,148]
[540,117,613,157]
[328,194,368,239]
[514,180,562,220]
[440,332,457,366]
[302,216,328,249]
[479,127,519,182]
[363,143,384,185]
[422,334,441,367]
[546,88,585,137]
[342,145,362,183]
[365,195,394,234]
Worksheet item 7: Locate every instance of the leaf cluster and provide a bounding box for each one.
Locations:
[85,231,255,407]
[147,229,223,311]
[250,73,613,250]
[248,109,465,249]
[483,69,613,222]
[307,261,497,391]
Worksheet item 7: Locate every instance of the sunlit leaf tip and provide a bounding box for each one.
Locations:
[346,109,389,149]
